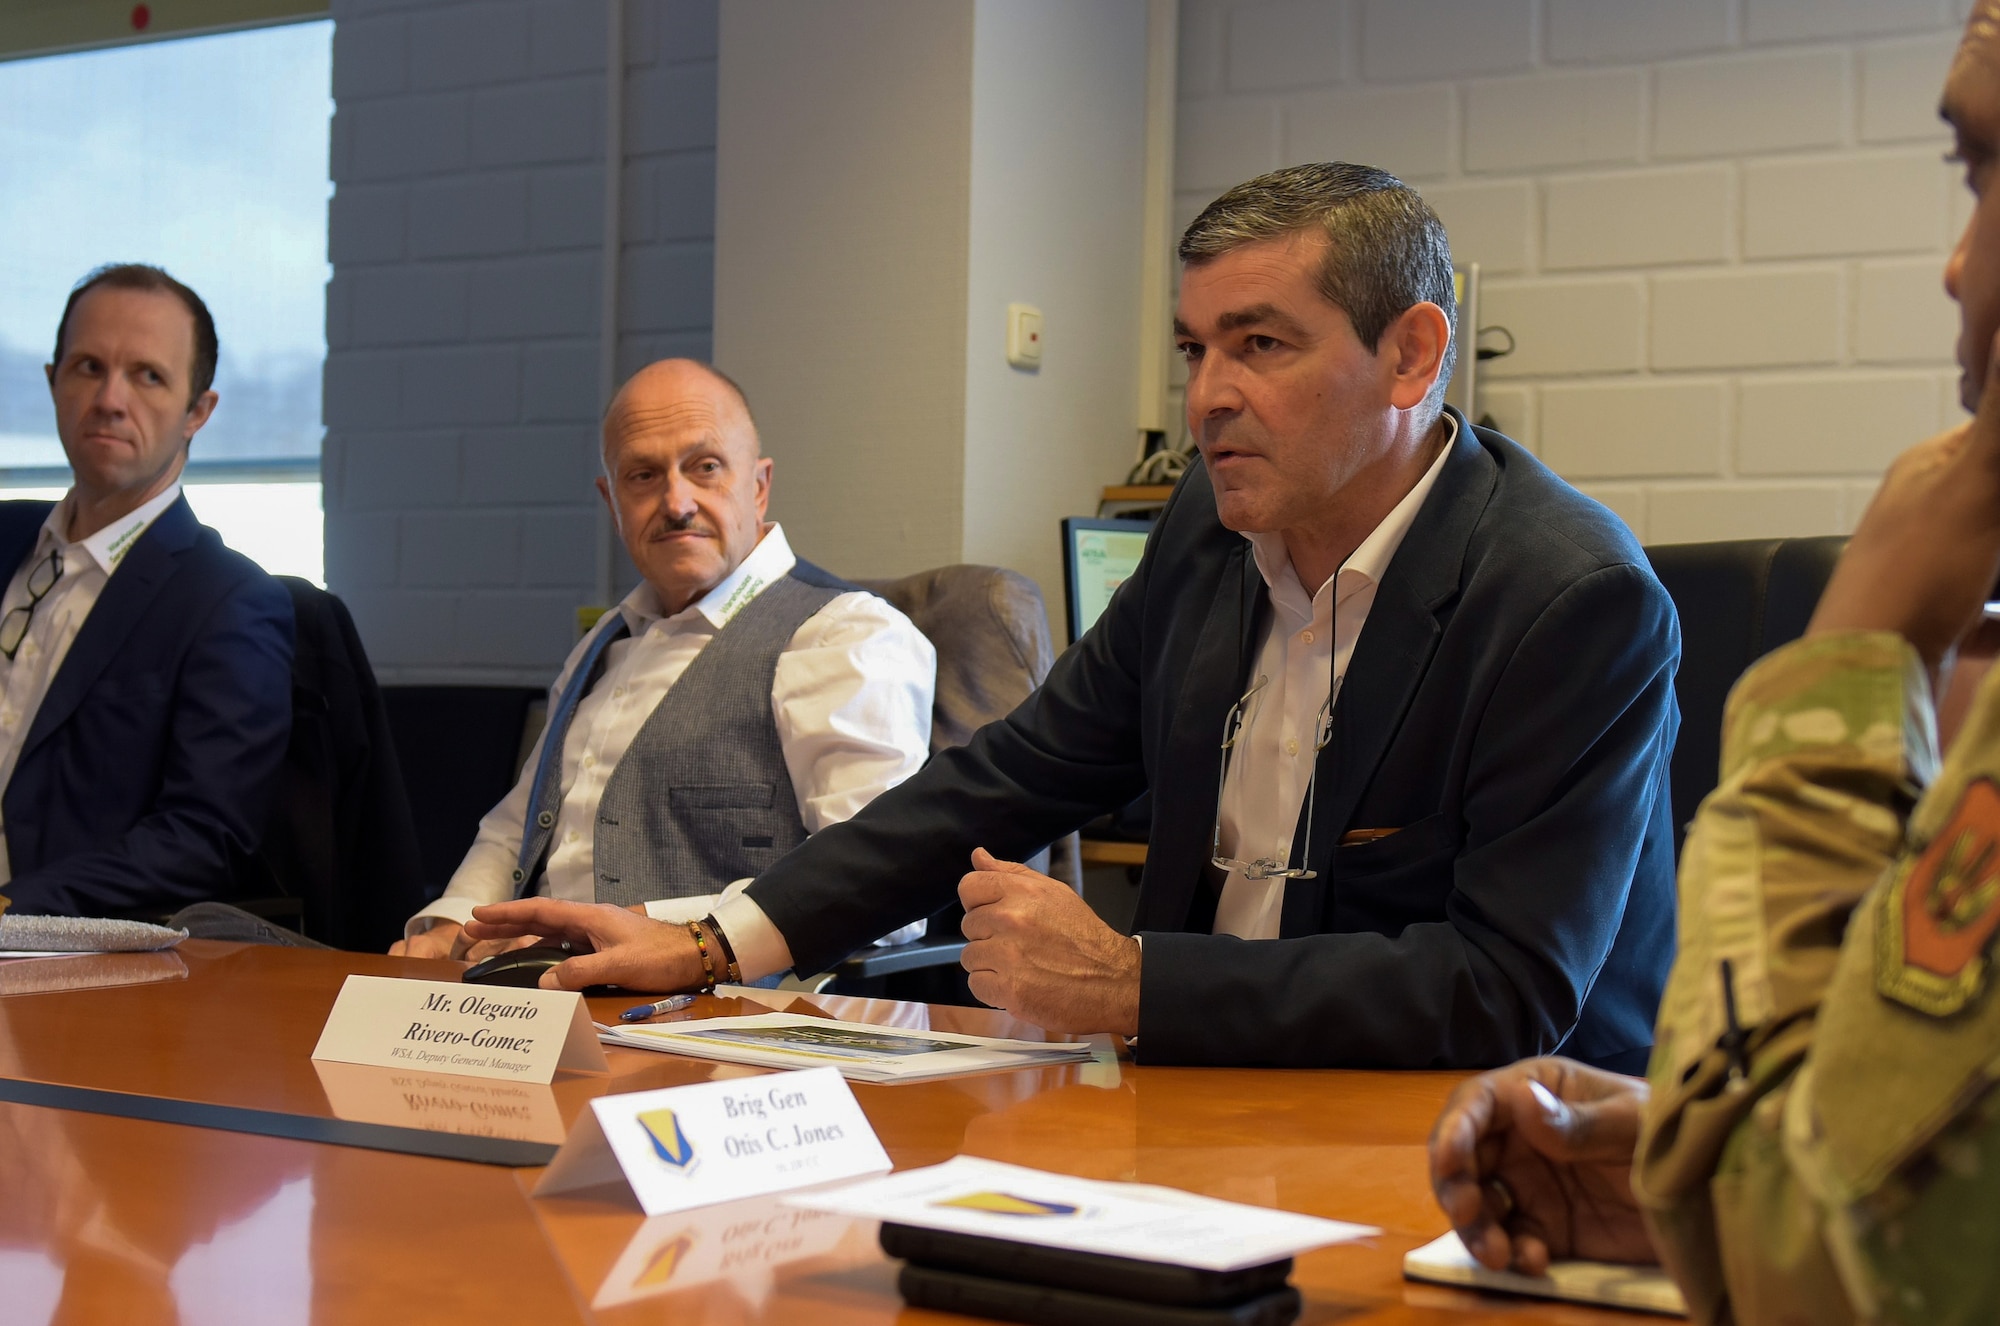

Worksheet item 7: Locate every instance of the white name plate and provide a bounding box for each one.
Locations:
[535,1066,890,1216]
[311,975,608,1085]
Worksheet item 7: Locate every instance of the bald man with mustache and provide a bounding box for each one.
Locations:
[392,359,935,962]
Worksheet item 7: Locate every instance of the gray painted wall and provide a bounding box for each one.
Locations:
[714,0,1150,629]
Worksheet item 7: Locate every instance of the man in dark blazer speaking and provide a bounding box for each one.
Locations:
[0,265,293,918]
[467,163,1680,1073]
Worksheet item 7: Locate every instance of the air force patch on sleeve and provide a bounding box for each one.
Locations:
[1878,776,2000,1017]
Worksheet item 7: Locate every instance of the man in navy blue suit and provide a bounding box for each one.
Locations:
[0,264,293,918]
[469,165,1679,1072]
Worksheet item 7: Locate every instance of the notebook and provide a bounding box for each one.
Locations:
[1403,1231,1686,1316]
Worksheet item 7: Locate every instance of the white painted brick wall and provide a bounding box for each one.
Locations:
[1178,0,1971,544]
[1176,97,1282,192]
[1545,0,1732,65]
[326,0,717,682]
[1422,180,1534,274]
[1737,372,1946,473]
[1648,484,1846,542]
[1539,380,1728,477]
[1480,278,1646,376]
[1862,33,1961,142]
[1463,71,1643,174]
[1651,267,1842,369]
[1652,50,1847,159]
[1359,0,1534,82]
[1744,152,1951,258]
[1744,0,1950,46]
[1227,0,1344,91]
[1543,166,1733,269]
[1285,85,1454,182]
[1856,257,1960,363]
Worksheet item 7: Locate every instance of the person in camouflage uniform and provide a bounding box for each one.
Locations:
[1426,5,2000,1322]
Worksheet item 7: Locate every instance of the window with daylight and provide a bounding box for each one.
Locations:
[0,18,332,582]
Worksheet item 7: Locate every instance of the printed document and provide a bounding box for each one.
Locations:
[597,1012,1093,1084]
[787,1155,1376,1271]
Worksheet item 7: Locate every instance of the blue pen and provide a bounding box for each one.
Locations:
[619,993,698,1022]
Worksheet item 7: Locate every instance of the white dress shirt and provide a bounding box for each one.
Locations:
[1210,418,1456,939]
[711,417,1462,981]
[0,484,185,885]
[410,524,937,941]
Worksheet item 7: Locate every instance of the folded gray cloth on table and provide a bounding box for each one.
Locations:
[0,915,188,952]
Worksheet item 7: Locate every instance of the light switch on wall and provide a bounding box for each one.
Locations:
[1006,303,1043,370]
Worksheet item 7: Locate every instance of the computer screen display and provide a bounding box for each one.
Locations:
[1062,517,1153,643]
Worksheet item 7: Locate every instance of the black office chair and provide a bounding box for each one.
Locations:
[1644,536,1846,856]
[379,684,546,898]
[240,578,430,951]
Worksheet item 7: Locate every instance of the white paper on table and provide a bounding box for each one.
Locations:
[598,1012,1093,1084]
[1402,1231,1687,1316]
[785,1155,1375,1272]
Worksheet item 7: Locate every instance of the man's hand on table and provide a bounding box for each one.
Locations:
[387,920,542,964]
[1428,1056,1656,1275]
[388,921,461,960]
[456,932,544,964]
[958,848,1140,1038]
[1810,325,2000,681]
[466,898,705,992]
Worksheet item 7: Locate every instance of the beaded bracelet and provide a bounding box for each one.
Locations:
[703,914,743,985]
[685,919,717,992]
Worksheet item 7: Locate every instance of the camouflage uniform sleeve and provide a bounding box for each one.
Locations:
[1634,631,1934,1326]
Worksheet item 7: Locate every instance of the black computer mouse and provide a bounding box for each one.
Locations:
[461,941,575,988]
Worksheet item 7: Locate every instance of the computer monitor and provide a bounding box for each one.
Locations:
[1061,516,1153,644]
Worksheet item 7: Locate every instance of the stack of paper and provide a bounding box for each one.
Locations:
[1402,1231,1687,1316]
[597,1012,1093,1083]
[787,1155,1376,1269]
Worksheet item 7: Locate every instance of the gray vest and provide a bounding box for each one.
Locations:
[589,571,846,907]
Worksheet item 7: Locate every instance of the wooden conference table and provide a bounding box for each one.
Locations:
[0,941,1646,1324]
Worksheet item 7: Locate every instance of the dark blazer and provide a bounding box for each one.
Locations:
[0,496,294,917]
[748,412,1680,1070]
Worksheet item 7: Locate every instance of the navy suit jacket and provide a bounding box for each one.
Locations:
[0,496,294,917]
[748,412,1680,1070]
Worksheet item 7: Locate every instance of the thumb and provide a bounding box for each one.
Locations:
[970,846,1035,875]
[1515,1078,1624,1162]
[540,951,621,993]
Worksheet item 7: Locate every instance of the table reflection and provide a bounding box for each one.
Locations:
[592,1191,874,1311]
[0,950,187,999]
[313,1060,569,1145]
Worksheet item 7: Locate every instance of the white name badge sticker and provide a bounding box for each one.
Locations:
[311,975,609,1085]
[534,1066,890,1216]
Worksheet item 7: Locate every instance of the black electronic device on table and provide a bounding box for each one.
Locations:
[882,1223,1300,1326]
[460,941,574,987]
[897,1263,1302,1326]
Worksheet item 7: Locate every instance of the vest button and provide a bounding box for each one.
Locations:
[510,868,525,883]
[537,810,555,828]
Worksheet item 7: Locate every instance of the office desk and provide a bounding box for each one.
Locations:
[0,942,1643,1323]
